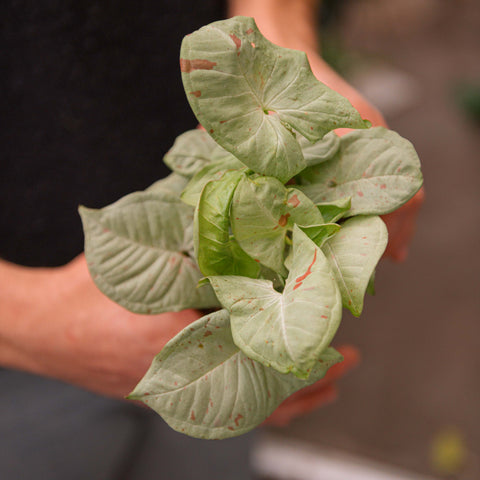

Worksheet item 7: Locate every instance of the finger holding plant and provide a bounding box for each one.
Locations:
[80,17,423,439]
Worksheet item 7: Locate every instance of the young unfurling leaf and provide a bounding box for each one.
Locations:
[194,170,260,277]
[231,176,324,275]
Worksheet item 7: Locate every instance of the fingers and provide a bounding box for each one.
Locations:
[323,345,361,384]
[263,345,360,427]
[382,187,425,262]
[264,384,338,427]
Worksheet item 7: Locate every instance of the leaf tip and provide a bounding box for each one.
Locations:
[125,391,140,401]
[197,277,211,288]
[78,204,99,225]
[77,204,89,216]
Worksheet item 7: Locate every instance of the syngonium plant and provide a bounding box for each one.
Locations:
[80,17,423,439]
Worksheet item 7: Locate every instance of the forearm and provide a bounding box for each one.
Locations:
[228,0,319,54]
[0,260,54,372]
[0,256,201,397]
[0,258,93,375]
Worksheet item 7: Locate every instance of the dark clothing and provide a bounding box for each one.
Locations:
[1,0,224,266]
[0,2,254,478]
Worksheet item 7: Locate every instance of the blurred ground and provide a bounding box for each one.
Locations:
[262,0,480,478]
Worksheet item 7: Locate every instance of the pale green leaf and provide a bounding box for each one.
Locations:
[146,173,189,195]
[181,157,245,207]
[316,197,352,223]
[209,227,342,378]
[298,223,341,248]
[79,191,219,314]
[180,16,366,182]
[227,236,262,277]
[231,176,324,275]
[322,215,387,316]
[298,131,341,167]
[164,129,241,178]
[298,127,423,215]
[129,309,343,439]
[366,270,376,296]
[194,171,260,277]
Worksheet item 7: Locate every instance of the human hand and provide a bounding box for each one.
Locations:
[381,188,424,261]
[264,345,360,426]
[0,255,201,399]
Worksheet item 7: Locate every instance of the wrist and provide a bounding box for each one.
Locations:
[308,56,387,128]
[228,0,319,54]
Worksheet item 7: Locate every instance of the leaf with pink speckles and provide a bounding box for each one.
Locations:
[164,129,242,179]
[209,227,342,378]
[80,15,425,442]
[180,17,367,183]
[128,309,343,439]
[79,190,219,314]
[322,215,388,316]
[297,127,423,215]
[231,176,324,276]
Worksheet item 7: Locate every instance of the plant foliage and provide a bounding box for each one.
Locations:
[80,17,423,439]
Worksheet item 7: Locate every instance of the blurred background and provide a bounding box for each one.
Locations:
[255,0,480,479]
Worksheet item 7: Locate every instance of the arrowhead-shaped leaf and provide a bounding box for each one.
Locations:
[80,191,219,314]
[164,129,241,178]
[298,127,423,215]
[231,176,324,275]
[129,309,343,439]
[209,227,342,378]
[322,215,388,316]
[180,16,366,182]
[194,171,260,277]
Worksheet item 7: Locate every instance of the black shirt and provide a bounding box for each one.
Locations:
[1,0,225,266]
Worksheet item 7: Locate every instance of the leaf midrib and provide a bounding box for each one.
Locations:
[92,214,190,254]
[323,242,356,309]
[144,349,240,399]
